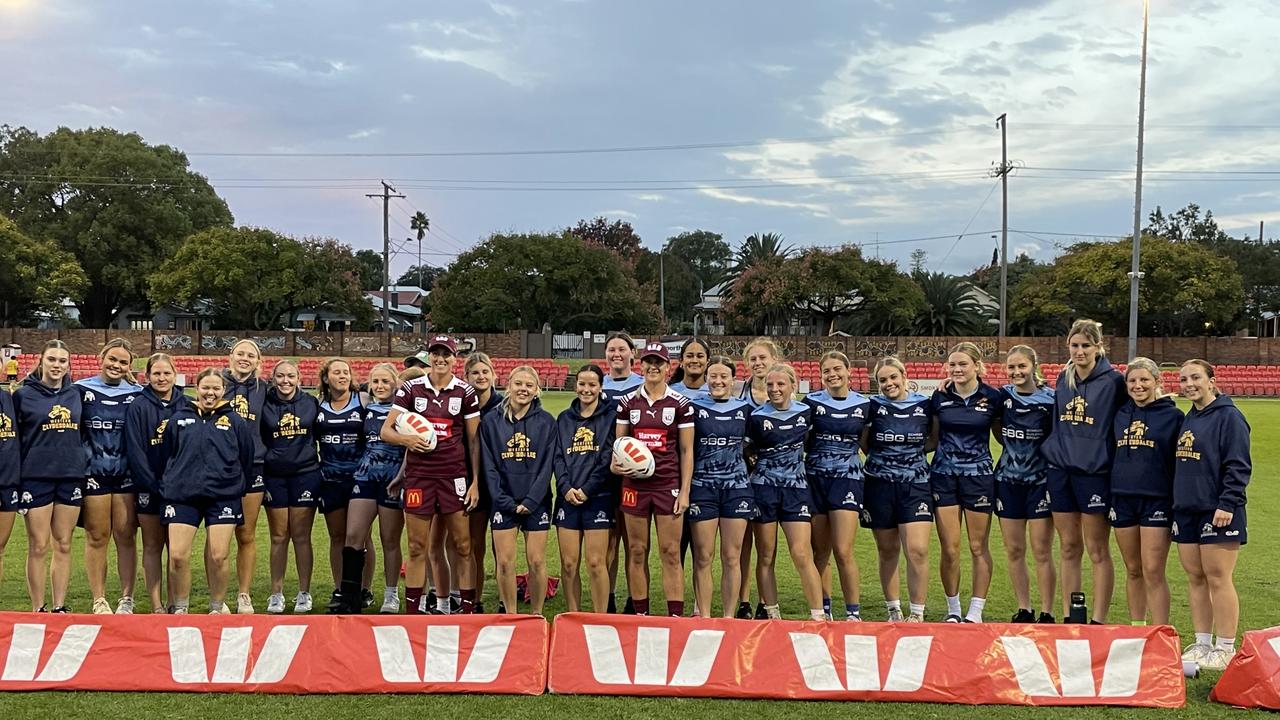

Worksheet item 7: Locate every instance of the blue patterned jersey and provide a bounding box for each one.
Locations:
[747,401,811,488]
[930,383,1003,477]
[690,395,751,489]
[864,393,932,484]
[318,396,365,482]
[803,390,870,482]
[77,376,141,479]
[602,373,643,406]
[355,400,404,487]
[738,383,766,409]
[669,380,708,400]
[994,385,1055,485]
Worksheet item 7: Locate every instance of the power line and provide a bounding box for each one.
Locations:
[936,179,1003,268]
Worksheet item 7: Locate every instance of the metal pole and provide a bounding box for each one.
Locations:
[997,113,1009,345]
[1128,0,1150,361]
[366,181,404,334]
[659,251,666,322]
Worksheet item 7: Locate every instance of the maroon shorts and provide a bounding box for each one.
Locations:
[403,476,467,517]
[619,483,679,518]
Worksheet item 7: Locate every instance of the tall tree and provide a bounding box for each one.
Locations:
[664,230,732,292]
[355,249,384,290]
[0,125,233,326]
[634,249,700,328]
[568,217,643,263]
[794,246,925,335]
[911,271,995,336]
[396,263,445,290]
[0,213,89,326]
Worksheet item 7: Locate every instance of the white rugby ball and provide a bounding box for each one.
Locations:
[395,411,438,452]
[612,436,655,478]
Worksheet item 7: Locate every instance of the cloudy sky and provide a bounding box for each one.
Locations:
[3,0,1278,279]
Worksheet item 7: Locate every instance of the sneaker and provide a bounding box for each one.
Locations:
[907,613,925,623]
[266,592,286,614]
[209,602,230,615]
[1036,612,1056,624]
[945,614,962,623]
[622,596,635,615]
[116,596,135,615]
[36,605,47,613]
[425,589,438,609]
[427,606,449,615]
[92,597,113,615]
[475,601,486,614]
[449,596,461,614]
[172,605,189,615]
[380,589,400,614]
[294,592,313,613]
[1011,608,1036,623]
[887,607,904,622]
[846,613,862,622]
[52,605,71,613]
[1200,648,1236,671]
[754,602,767,620]
[326,591,346,614]
[152,605,167,614]
[496,601,506,614]
[1181,642,1213,664]
[823,612,834,622]
[361,588,375,609]
[962,618,977,623]
[237,593,255,614]
[735,601,753,620]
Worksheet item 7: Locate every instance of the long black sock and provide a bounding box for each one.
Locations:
[340,546,365,611]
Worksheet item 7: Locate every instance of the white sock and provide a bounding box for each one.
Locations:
[385,586,399,597]
[946,594,962,616]
[764,604,781,620]
[885,599,901,612]
[1196,632,1213,646]
[173,599,189,612]
[810,608,825,621]
[436,596,450,613]
[909,602,926,618]
[1217,637,1235,652]
[966,597,986,623]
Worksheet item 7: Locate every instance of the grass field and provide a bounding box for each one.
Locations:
[1,391,1276,717]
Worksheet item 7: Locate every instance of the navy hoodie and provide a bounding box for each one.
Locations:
[13,372,86,481]
[221,370,269,466]
[0,390,18,489]
[125,384,189,495]
[553,397,616,500]
[481,398,556,515]
[1110,396,1183,498]
[261,387,320,476]
[1173,395,1251,513]
[161,401,255,501]
[1040,357,1127,476]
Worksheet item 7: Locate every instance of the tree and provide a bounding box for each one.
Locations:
[410,211,430,242]
[911,271,995,336]
[728,232,794,280]
[294,237,375,328]
[794,247,925,335]
[0,213,89,326]
[969,252,1047,303]
[664,230,732,291]
[396,263,445,290]
[568,217,643,263]
[355,249,384,290]
[1146,203,1231,245]
[634,250,700,329]
[723,261,802,335]
[910,249,928,273]
[0,125,233,326]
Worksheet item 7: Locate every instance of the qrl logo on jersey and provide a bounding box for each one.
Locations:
[168,626,307,684]
[788,632,932,692]
[1,623,100,682]
[581,625,724,686]
[1000,636,1147,698]
[372,624,515,684]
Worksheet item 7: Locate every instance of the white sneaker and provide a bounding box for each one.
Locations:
[846,613,862,622]
[1200,648,1236,671]
[266,592,286,614]
[293,591,313,613]
[380,589,400,614]
[907,613,925,623]
[172,605,189,615]
[115,596,134,615]
[1181,642,1213,664]
[887,607,904,622]
[92,597,113,615]
[237,593,255,614]
[209,602,230,615]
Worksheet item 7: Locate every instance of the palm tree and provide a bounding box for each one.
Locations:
[911,271,994,335]
[409,211,430,288]
[722,231,795,303]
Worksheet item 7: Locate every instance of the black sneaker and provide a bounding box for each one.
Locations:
[497,601,507,614]
[735,601,753,620]
[474,601,486,614]
[37,605,48,613]
[449,596,461,614]
[361,588,374,609]
[623,597,635,615]
[327,591,346,614]
[606,595,617,614]
[1037,612,1056,624]
[754,602,767,620]
[1011,608,1036,623]
[1089,619,1103,625]
[52,606,70,613]
[944,614,963,623]
[425,589,438,608]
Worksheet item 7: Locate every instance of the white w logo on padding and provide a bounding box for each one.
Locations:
[168,626,307,684]
[582,625,723,686]
[373,625,515,683]
[1001,637,1146,697]
[2,624,99,682]
[788,633,932,692]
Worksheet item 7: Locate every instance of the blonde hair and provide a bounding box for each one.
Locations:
[744,337,783,364]
[948,341,985,377]
[1125,357,1162,388]
[228,339,261,360]
[765,363,797,387]
[1006,344,1045,385]
[38,339,70,385]
[1064,318,1105,391]
[873,356,907,384]
[819,350,851,370]
[99,337,138,384]
[464,352,495,376]
[146,352,175,375]
[500,365,541,422]
[270,359,299,392]
[318,357,351,402]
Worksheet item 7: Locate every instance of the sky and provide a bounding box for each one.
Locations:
[3,0,1279,281]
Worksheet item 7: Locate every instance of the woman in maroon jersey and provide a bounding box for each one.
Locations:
[610,343,694,616]
[381,335,482,614]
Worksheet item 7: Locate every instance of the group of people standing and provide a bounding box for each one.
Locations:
[0,321,1250,670]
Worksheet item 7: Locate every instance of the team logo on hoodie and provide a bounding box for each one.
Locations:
[1175,430,1200,461]
[215,415,232,430]
[273,412,306,439]
[1118,419,1155,449]
[0,412,13,439]
[502,432,536,461]
[42,404,78,432]
[1060,396,1093,425]
[569,426,598,454]
[151,419,169,446]
[229,394,255,421]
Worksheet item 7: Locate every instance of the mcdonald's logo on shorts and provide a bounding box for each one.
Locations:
[621,487,638,508]
[405,488,424,509]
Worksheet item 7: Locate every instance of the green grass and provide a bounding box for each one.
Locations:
[1,392,1276,717]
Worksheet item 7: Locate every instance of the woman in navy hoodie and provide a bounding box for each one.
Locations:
[125,352,188,613]
[160,368,255,614]
[1173,359,1251,671]
[483,366,555,615]
[1109,357,1182,626]
[1041,319,1126,623]
[14,340,84,612]
[0,382,19,601]
[553,364,616,612]
[222,339,270,614]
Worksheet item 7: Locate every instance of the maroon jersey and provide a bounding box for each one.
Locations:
[393,375,480,482]
[616,385,694,489]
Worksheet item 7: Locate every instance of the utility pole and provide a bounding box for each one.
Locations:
[659,250,666,324]
[366,181,405,334]
[995,113,1010,345]
[1128,0,1150,361]
[1260,220,1265,244]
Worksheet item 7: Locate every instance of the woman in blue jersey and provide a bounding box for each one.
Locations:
[337,363,407,614]
[0,381,18,602]
[995,345,1057,623]
[1110,357,1181,627]
[736,337,781,618]
[669,338,710,398]
[688,356,754,618]
[804,350,869,621]
[1042,319,1125,623]
[14,340,84,612]
[602,332,641,614]
[748,364,824,621]
[261,359,323,614]
[860,357,934,622]
[317,358,374,613]
[125,353,186,613]
[484,366,556,615]
[554,365,615,612]
[1173,360,1250,671]
[77,338,142,614]
[161,368,255,614]
[222,339,270,614]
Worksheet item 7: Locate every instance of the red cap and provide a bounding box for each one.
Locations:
[640,342,669,362]
[427,335,457,354]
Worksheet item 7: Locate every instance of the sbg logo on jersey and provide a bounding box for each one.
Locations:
[372,624,515,684]
[168,625,307,684]
[581,625,724,687]
[999,636,1147,698]
[1,623,100,682]
[788,632,932,693]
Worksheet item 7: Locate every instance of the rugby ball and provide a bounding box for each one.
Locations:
[612,436,655,478]
[395,411,438,452]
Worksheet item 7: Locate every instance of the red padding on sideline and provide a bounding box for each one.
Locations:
[548,613,1184,707]
[0,611,547,694]
[1211,625,1280,709]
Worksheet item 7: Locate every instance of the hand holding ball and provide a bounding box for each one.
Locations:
[612,436,655,479]
[395,411,438,452]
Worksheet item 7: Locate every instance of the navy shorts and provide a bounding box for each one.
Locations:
[687,484,756,522]
[862,478,933,529]
[135,490,165,516]
[245,463,266,494]
[1110,494,1172,528]
[995,483,1051,520]
[20,479,84,509]
[491,505,551,532]
[163,497,244,527]
[1,488,21,512]
[350,480,401,510]
[318,476,355,514]
[931,472,995,513]
[264,468,323,509]
[752,484,813,524]
[1047,467,1109,515]
[809,473,864,514]
[1173,507,1246,545]
[555,492,616,531]
[85,475,132,497]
